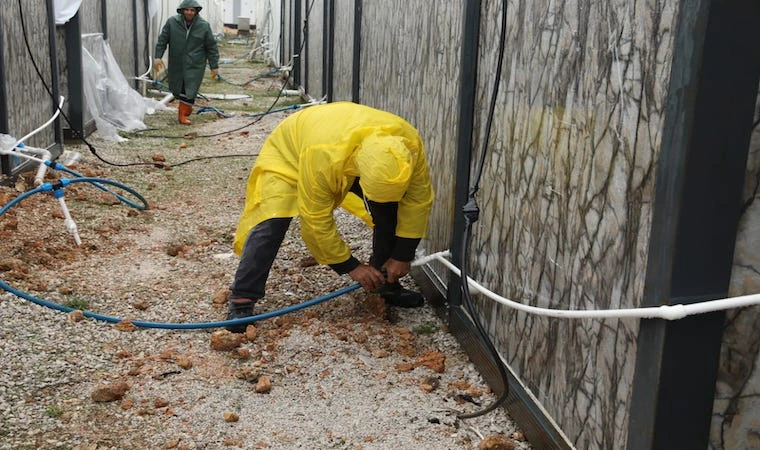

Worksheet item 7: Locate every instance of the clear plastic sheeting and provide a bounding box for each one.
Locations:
[81,34,168,142]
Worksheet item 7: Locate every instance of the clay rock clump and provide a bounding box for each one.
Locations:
[91,380,130,402]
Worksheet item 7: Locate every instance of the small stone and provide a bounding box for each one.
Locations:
[478,434,516,450]
[91,381,130,402]
[165,438,180,448]
[132,300,149,310]
[510,431,526,442]
[115,319,136,332]
[179,142,187,149]
[416,351,446,373]
[254,375,272,393]
[68,310,85,322]
[151,153,166,162]
[210,330,243,351]
[224,412,239,422]
[421,376,440,393]
[244,325,258,341]
[176,356,193,370]
[212,288,230,305]
[154,397,169,408]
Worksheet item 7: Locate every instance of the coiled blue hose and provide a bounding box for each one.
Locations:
[0,173,361,330]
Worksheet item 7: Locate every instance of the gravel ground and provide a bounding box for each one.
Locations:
[0,43,532,450]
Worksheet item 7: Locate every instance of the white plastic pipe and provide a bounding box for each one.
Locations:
[11,96,65,151]
[56,196,81,246]
[20,146,52,186]
[414,250,760,321]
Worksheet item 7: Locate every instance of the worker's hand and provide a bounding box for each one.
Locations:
[348,264,385,292]
[210,69,219,80]
[153,58,165,76]
[383,258,411,284]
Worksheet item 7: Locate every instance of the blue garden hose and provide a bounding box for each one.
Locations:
[0,172,361,329]
[0,279,360,330]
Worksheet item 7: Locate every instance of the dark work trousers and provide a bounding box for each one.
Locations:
[229,217,292,300]
[178,81,195,104]
[229,179,401,301]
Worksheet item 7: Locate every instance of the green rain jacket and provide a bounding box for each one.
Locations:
[154,0,219,100]
[233,102,435,267]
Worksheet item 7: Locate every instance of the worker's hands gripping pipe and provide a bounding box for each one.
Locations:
[348,258,412,291]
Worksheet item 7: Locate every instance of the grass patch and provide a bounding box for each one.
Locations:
[413,323,440,334]
[44,405,65,419]
[63,298,89,311]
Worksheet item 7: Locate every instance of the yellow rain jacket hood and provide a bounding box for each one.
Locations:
[233,102,435,266]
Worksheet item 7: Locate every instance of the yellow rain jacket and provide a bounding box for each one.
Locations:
[233,102,435,267]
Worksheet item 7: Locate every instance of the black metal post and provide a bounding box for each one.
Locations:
[303,0,309,94]
[64,11,84,140]
[45,0,62,146]
[293,0,301,87]
[132,0,140,89]
[449,0,481,308]
[101,0,108,40]
[351,0,361,103]
[280,0,286,67]
[0,17,9,176]
[627,0,760,448]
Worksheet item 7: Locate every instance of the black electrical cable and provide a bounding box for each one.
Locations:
[456,0,511,420]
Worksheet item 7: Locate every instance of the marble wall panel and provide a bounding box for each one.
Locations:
[360,0,465,282]
[105,0,137,78]
[304,0,325,99]
[331,0,354,101]
[468,0,677,448]
[712,87,760,450]
[1,0,56,148]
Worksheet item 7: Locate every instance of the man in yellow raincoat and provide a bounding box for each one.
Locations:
[226,102,435,332]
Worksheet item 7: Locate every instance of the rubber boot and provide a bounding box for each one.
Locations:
[377,283,425,308]
[226,298,254,333]
[178,102,192,125]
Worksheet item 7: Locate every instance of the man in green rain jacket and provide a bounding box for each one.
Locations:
[154,0,219,125]
[226,102,435,333]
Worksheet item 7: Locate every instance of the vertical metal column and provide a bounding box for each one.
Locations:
[0,17,9,176]
[627,0,760,448]
[351,0,361,103]
[449,0,481,309]
[45,0,62,146]
[293,0,302,87]
[323,0,333,100]
[303,0,309,94]
[101,0,108,40]
[64,11,84,140]
[132,0,140,89]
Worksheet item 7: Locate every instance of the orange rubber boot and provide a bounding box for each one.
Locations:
[178,103,192,125]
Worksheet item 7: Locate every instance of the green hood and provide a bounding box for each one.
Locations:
[177,0,202,14]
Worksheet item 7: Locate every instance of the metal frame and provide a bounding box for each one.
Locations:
[64,11,85,140]
[351,0,361,103]
[323,0,334,100]
[45,0,62,147]
[627,0,760,448]
[0,17,9,176]
[293,0,301,87]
